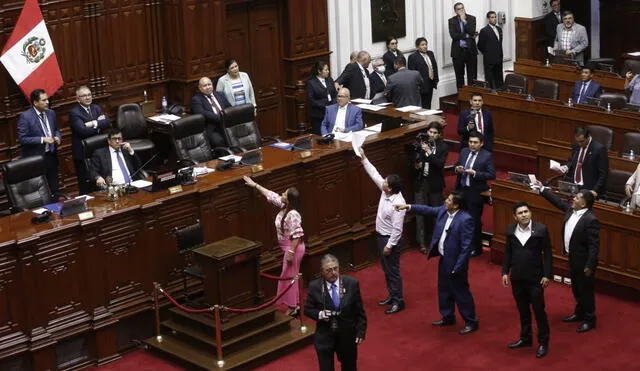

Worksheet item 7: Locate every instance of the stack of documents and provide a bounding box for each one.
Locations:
[148,114,181,124]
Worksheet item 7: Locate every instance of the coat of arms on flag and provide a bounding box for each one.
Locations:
[21,37,47,63]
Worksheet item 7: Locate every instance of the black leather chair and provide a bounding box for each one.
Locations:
[81,134,108,191]
[605,169,632,202]
[621,132,640,155]
[503,73,527,94]
[531,79,559,100]
[598,93,627,110]
[171,114,213,164]
[221,103,262,151]
[116,103,155,161]
[586,125,613,151]
[174,221,205,301]
[2,156,52,212]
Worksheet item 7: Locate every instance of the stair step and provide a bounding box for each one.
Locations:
[168,306,275,334]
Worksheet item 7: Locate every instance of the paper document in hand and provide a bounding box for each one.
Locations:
[357,104,385,111]
[365,123,382,133]
[351,98,372,104]
[333,132,353,142]
[547,47,555,56]
[414,109,443,116]
[130,180,152,188]
[395,105,423,112]
[351,131,372,157]
[549,159,562,171]
[528,174,538,184]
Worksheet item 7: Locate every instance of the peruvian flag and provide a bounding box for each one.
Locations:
[0,0,63,99]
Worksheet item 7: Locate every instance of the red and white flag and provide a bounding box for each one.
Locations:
[0,0,63,99]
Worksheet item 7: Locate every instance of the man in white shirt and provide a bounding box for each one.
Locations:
[320,88,364,135]
[90,128,141,188]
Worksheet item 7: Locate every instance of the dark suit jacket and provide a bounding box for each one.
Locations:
[544,11,561,48]
[190,92,231,129]
[414,139,448,192]
[335,62,370,100]
[407,51,439,93]
[455,148,496,200]
[448,14,478,57]
[369,71,386,95]
[477,24,503,65]
[457,109,494,151]
[409,205,474,273]
[382,50,406,77]
[306,77,337,122]
[541,188,600,271]
[384,68,423,108]
[69,103,111,160]
[304,275,367,349]
[89,147,142,182]
[17,107,62,157]
[320,104,363,135]
[565,140,609,195]
[571,80,602,104]
[502,221,553,282]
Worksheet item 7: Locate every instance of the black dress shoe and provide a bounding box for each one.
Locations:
[576,322,596,333]
[378,297,393,306]
[536,345,548,358]
[562,314,582,322]
[470,250,483,257]
[385,302,405,314]
[432,319,456,326]
[459,324,478,335]
[507,339,533,349]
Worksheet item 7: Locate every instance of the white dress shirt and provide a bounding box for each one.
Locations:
[357,63,371,99]
[438,210,459,256]
[462,151,478,187]
[490,24,500,40]
[317,76,331,102]
[564,208,587,253]
[109,147,133,185]
[333,105,348,133]
[515,220,532,246]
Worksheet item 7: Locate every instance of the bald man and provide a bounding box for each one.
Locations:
[191,77,232,148]
[320,88,363,135]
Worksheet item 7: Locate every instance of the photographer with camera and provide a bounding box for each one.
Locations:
[457,93,494,152]
[414,121,449,254]
[305,254,367,371]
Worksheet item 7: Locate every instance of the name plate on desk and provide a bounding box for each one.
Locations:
[251,164,264,173]
[168,185,183,194]
[299,150,312,159]
[78,211,94,221]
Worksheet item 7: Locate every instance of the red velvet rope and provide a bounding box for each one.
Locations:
[223,278,297,313]
[158,288,213,314]
[260,272,296,281]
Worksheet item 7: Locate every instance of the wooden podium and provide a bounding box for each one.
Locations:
[193,236,262,308]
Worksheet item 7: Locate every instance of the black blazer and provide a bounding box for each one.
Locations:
[541,188,600,271]
[544,11,561,48]
[305,275,367,348]
[448,14,478,57]
[69,103,111,160]
[89,147,142,182]
[335,62,370,100]
[457,109,494,152]
[477,24,503,65]
[382,50,405,77]
[306,76,337,122]
[415,139,448,192]
[502,221,553,282]
[369,71,386,95]
[565,140,609,196]
[407,51,439,92]
[190,91,231,128]
[455,147,496,201]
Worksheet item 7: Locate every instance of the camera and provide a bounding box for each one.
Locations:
[323,310,341,331]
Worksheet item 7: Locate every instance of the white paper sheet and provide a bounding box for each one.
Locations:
[32,208,48,215]
[395,105,423,112]
[414,109,443,116]
[193,167,215,176]
[357,104,386,111]
[219,154,242,163]
[628,51,640,57]
[547,46,555,56]
[365,123,382,133]
[130,180,153,188]
[376,102,393,106]
[334,132,353,142]
[149,114,181,124]
[351,98,372,104]
[352,134,367,157]
[549,159,562,171]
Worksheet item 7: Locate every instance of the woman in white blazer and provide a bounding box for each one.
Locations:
[216,59,257,108]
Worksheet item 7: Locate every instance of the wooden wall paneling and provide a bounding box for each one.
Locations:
[0,240,29,360]
[514,16,545,62]
[147,0,165,83]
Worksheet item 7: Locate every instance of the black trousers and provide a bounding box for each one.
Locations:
[420,90,433,109]
[74,159,92,195]
[316,332,357,371]
[452,49,477,89]
[206,124,226,149]
[483,62,504,90]
[464,196,484,254]
[414,179,443,246]
[570,263,597,323]
[44,152,59,194]
[376,234,403,304]
[310,116,323,135]
[511,279,550,345]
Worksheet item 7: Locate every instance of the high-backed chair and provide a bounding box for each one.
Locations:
[531,79,559,100]
[2,156,52,211]
[586,125,613,150]
[116,103,155,161]
[171,114,213,164]
[503,73,527,94]
[221,103,262,151]
[81,134,109,192]
[605,169,632,202]
[598,93,627,110]
[174,221,205,301]
[621,132,640,155]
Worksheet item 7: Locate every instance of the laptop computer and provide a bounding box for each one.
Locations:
[291,135,313,151]
[558,180,579,195]
[60,196,88,217]
[240,148,263,165]
[507,172,530,185]
[380,117,405,132]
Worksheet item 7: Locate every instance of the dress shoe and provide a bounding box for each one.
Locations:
[459,324,478,335]
[385,302,405,314]
[507,339,533,349]
[562,314,582,322]
[378,297,393,306]
[470,250,483,257]
[536,345,548,358]
[431,319,456,326]
[576,322,596,333]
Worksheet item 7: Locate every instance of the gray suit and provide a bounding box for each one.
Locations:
[554,23,589,65]
[384,68,423,108]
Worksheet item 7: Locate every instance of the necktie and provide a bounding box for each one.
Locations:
[330,283,340,309]
[209,94,222,114]
[423,53,434,80]
[577,82,587,104]
[459,19,467,48]
[476,112,484,133]
[115,150,132,183]
[380,73,387,86]
[86,106,92,119]
[574,147,587,183]
[462,152,476,187]
[39,112,52,152]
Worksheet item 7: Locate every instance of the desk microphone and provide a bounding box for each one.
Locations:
[125,152,160,193]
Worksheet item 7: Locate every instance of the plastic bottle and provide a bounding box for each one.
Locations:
[161,96,168,113]
[606,103,611,112]
[568,97,573,107]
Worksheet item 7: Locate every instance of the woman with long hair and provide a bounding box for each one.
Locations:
[216,58,257,108]
[243,176,305,316]
[307,60,337,135]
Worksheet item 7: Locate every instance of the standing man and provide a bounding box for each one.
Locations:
[534,183,600,333]
[17,89,62,195]
[457,93,494,152]
[455,131,496,257]
[69,86,111,194]
[191,76,232,148]
[369,58,388,96]
[556,127,608,197]
[384,57,423,108]
[305,254,367,371]
[320,88,363,135]
[359,147,406,314]
[554,11,589,66]
[502,202,552,358]
[544,0,562,60]
[477,11,504,90]
[571,65,602,104]
[335,51,372,100]
[407,37,439,109]
[395,191,479,335]
[449,2,478,89]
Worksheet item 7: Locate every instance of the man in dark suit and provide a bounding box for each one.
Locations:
[320,88,364,135]
[571,65,602,104]
[17,89,62,195]
[369,58,387,96]
[407,37,439,109]
[557,127,608,197]
[544,0,562,60]
[457,93,494,151]
[89,128,142,188]
[396,191,479,335]
[534,183,600,333]
[413,121,449,253]
[335,51,372,100]
[69,86,111,194]
[191,76,231,148]
[305,254,367,371]
[455,131,496,257]
[384,57,423,108]
[449,2,478,89]
[477,11,504,90]
[502,202,552,358]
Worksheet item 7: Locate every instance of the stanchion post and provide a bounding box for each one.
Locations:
[297,274,307,333]
[153,282,162,342]
[214,305,224,368]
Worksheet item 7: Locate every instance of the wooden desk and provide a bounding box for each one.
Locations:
[458,86,640,157]
[491,180,640,290]
[0,119,435,370]
[514,58,626,102]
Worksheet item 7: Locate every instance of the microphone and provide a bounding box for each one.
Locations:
[125,151,160,194]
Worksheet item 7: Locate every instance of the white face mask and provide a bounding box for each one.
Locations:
[376,66,386,74]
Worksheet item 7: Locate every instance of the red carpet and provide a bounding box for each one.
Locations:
[92,250,640,371]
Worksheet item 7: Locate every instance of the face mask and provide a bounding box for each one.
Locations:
[376,66,386,74]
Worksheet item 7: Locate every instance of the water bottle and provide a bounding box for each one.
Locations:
[606,102,611,112]
[625,202,632,213]
[545,59,550,67]
[567,97,573,107]
[526,93,534,101]
[161,96,168,113]
[143,90,148,102]
[630,149,635,160]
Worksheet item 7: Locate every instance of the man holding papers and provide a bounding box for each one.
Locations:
[320,88,364,135]
[555,127,608,197]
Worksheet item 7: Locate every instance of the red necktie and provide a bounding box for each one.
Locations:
[574,147,587,183]
[476,112,484,133]
[209,95,222,114]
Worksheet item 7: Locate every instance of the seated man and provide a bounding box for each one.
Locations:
[571,65,602,104]
[556,127,608,197]
[320,88,364,135]
[90,128,142,188]
[191,76,231,148]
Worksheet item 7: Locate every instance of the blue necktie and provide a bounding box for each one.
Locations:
[459,19,468,48]
[577,82,587,103]
[331,283,340,309]
[115,150,132,183]
[461,152,476,187]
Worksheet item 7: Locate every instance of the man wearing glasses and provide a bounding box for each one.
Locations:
[448,2,478,89]
[89,128,141,188]
[69,86,111,193]
[553,11,588,66]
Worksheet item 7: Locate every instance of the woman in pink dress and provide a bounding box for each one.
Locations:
[243,176,305,317]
